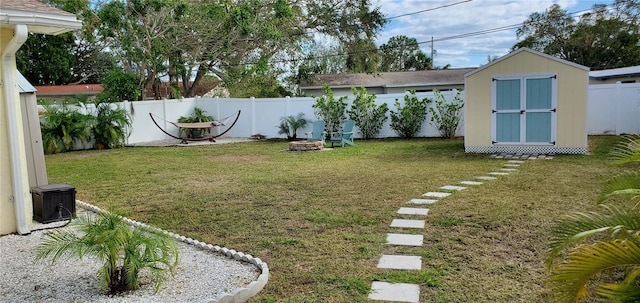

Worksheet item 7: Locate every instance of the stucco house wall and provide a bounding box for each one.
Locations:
[0,1,81,235]
[464,48,589,154]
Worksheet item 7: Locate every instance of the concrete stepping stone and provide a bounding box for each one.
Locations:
[423,191,451,198]
[500,168,517,172]
[369,281,420,303]
[440,185,466,191]
[390,219,425,229]
[488,172,509,176]
[475,176,497,180]
[377,255,421,270]
[409,198,437,205]
[508,160,525,164]
[460,180,482,185]
[504,164,520,167]
[397,207,429,215]
[386,233,423,246]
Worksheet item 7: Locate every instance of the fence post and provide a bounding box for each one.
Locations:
[285,95,290,117]
[616,82,621,135]
[123,100,130,144]
[162,98,168,139]
[251,97,256,136]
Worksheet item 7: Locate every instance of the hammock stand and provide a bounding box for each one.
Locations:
[149,110,241,144]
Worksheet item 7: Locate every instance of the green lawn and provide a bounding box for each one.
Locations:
[45,136,621,302]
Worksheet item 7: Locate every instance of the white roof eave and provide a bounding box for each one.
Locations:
[0,9,81,35]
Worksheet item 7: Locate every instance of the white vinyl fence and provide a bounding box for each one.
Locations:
[587,82,640,135]
[121,90,465,144]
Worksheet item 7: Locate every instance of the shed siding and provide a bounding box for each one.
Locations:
[465,50,588,154]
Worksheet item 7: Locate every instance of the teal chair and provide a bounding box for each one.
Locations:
[330,120,355,147]
[306,120,326,146]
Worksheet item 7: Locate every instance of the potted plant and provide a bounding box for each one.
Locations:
[277,113,308,141]
[177,107,214,138]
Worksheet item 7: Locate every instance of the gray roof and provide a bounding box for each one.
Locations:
[18,71,36,93]
[0,0,75,17]
[589,65,640,80]
[301,68,477,89]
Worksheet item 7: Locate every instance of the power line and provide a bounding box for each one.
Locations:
[386,0,473,20]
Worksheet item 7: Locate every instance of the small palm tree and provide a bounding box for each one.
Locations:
[35,212,178,294]
[547,135,640,302]
[277,113,308,141]
[92,101,132,149]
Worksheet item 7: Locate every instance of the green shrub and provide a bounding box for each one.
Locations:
[98,69,140,102]
[389,90,430,138]
[277,112,308,140]
[92,100,132,149]
[347,87,388,139]
[312,85,348,135]
[428,89,464,139]
[40,100,93,154]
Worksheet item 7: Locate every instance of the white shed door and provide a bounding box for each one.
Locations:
[492,75,557,144]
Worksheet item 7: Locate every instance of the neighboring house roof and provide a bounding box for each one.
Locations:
[589,65,640,80]
[300,68,476,90]
[0,0,81,35]
[18,71,36,93]
[464,48,590,78]
[35,84,103,96]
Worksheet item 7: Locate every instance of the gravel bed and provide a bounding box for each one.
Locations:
[0,217,260,303]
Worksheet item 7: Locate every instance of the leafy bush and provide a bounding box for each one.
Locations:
[40,100,93,154]
[312,85,348,135]
[427,89,464,139]
[98,69,140,102]
[177,107,214,138]
[347,87,388,139]
[389,90,431,138]
[277,112,308,140]
[547,135,640,302]
[92,100,132,149]
[36,211,178,294]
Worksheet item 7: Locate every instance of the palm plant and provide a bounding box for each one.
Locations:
[547,135,640,302]
[92,101,132,149]
[40,101,93,154]
[35,212,178,294]
[277,112,308,140]
[177,107,214,138]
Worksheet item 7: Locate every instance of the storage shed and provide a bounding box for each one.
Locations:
[464,48,589,154]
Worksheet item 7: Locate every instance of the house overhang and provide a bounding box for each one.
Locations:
[0,8,81,35]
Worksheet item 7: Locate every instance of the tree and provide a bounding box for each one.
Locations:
[347,87,388,139]
[98,69,140,103]
[427,90,464,139]
[312,85,348,135]
[17,33,76,85]
[379,35,432,72]
[36,211,178,294]
[389,91,431,138]
[514,1,640,69]
[547,135,640,302]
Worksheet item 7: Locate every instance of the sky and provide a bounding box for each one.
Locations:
[374,0,615,68]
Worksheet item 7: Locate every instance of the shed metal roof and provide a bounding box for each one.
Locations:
[18,71,36,93]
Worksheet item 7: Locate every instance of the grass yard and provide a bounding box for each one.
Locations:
[45,136,621,302]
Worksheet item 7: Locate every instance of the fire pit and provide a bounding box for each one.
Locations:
[289,140,323,151]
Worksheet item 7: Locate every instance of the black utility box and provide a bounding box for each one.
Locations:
[32,184,76,224]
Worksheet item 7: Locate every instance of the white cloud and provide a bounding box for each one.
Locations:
[374,0,592,67]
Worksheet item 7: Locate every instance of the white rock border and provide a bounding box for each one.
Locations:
[76,200,269,303]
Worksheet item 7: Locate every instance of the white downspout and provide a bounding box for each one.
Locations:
[3,24,30,235]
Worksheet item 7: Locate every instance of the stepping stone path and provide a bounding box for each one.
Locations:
[386,233,423,246]
[409,198,437,205]
[390,219,425,229]
[398,207,429,215]
[440,185,466,191]
[422,192,451,198]
[460,180,483,186]
[369,153,550,302]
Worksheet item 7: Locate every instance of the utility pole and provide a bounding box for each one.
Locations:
[430,36,434,69]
